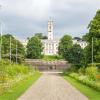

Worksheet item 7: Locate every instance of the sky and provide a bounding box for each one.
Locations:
[0,0,100,41]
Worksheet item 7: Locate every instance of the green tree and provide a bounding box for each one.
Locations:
[67,44,84,68]
[82,33,88,41]
[34,33,47,39]
[1,34,25,63]
[34,33,43,39]
[26,36,43,59]
[42,36,48,39]
[59,35,86,68]
[85,9,100,63]
[58,35,73,58]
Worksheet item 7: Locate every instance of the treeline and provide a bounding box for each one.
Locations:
[3,9,99,67]
[26,10,100,69]
[59,9,100,68]
[0,34,25,63]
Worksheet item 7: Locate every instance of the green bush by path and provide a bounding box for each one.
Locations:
[86,66,98,81]
[68,72,100,91]
[63,64,100,92]
[0,63,34,83]
[62,74,100,100]
[0,72,41,100]
[0,60,40,96]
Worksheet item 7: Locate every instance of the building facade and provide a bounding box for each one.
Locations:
[41,19,59,55]
[22,19,87,55]
[73,39,87,49]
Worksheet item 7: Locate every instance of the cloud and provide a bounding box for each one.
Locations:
[0,0,100,40]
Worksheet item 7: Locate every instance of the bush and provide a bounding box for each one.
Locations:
[86,66,98,80]
[69,72,80,80]
[0,60,34,83]
[68,72,100,91]
[0,60,36,95]
[78,75,87,82]
[66,65,100,91]
[2,54,25,64]
[70,64,78,72]
[78,67,85,75]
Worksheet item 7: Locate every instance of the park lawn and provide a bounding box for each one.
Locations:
[0,72,42,100]
[62,74,100,100]
[42,55,62,61]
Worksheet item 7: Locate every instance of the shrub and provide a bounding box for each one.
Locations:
[2,54,25,64]
[0,61,35,95]
[78,75,87,82]
[68,72,100,91]
[93,82,100,91]
[78,67,85,75]
[70,64,78,72]
[13,65,30,74]
[69,72,79,80]
[86,66,98,80]
[0,60,34,84]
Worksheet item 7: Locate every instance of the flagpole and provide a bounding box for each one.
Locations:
[10,36,12,64]
[16,39,18,64]
[92,37,94,66]
[0,23,2,61]
[0,5,2,61]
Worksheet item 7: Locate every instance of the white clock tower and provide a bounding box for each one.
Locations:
[41,18,59,55]
[48,19,53,40]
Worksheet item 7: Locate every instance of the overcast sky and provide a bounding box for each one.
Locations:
[0,0,100,41]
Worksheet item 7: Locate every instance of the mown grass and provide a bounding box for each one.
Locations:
[42,55,62,61]
[0,72,41,100]
[62,74,100,100]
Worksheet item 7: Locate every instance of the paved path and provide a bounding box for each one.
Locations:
[18,72,88,100]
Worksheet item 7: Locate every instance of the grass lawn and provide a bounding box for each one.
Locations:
[42,55,62,61]
[0,72,41,100]
[62,74,100,100]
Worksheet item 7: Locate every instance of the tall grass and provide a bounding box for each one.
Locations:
[0,60,35,95]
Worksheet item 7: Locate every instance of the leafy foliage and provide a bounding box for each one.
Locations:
[86,66,98,80]
[26,36,43,59]
[1,34,25,63]
[63,74,100,100]
[34,33,47,39]
[66,44,84,66]
[59,35,85,68]
[0,60,35,95]
[68,72,100,91]
[58,35,73,58]
[2,54,25,64]
[85,10,100,63]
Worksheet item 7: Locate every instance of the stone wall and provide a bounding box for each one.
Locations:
[25,59,70,71]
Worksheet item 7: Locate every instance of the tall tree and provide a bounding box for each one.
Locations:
[67,44,84,67]
[85,9,100,63]
[26,36,43,59]
[34,33,47,39]
[1,34,25,63]
[34,33,43,39]
[58,35,73,58]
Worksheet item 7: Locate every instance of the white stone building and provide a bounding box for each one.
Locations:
[41,19,59,55]
[22,19,87,55]
[73,39,87,49]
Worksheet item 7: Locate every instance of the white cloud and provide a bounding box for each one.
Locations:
[0,0,51,19]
